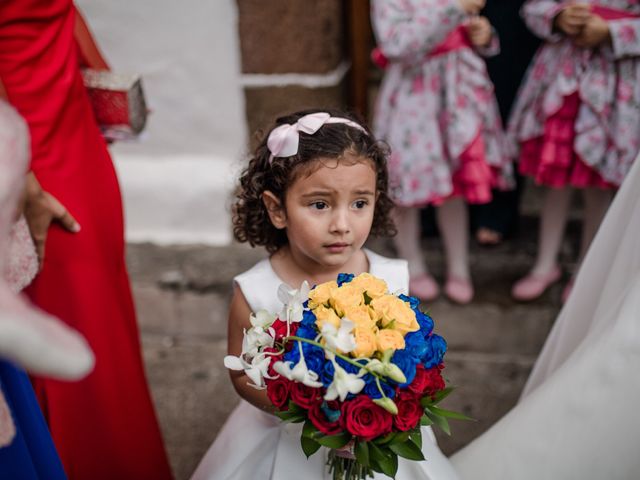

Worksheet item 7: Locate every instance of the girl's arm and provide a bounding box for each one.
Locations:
[467,17,500,57]
[608,18,640,59]
[227,286,274,412]
[521,0,566,42]
[371,0,467,60]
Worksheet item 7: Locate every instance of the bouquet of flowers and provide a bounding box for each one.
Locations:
[225,273,466,480]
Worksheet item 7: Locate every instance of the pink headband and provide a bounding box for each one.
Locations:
[267,112,367,162]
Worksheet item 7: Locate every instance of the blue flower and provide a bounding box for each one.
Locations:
[301,309,317,328]
[304,349,327,377]
[296,322,317,341]
[398,294,420,309]
[283,339,324,365]
[415,310,434,336]
[423,334,447,369]
[337,273,354,286]
[404,331,428,360]
[391,349,418,386]
[363,374,396,399]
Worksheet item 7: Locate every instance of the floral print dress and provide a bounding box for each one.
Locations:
[372,0,513,207]
[508,0,640,188]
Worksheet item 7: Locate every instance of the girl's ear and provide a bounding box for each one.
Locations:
[262,191,287,229]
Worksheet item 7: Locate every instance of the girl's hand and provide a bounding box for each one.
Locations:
[573,14,611,48]
[554,3,591,37]
[23,173,81,269]
[466,16,493,47]
[458,0,485,15]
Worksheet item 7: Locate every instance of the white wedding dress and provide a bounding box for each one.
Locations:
[191,249,460,480]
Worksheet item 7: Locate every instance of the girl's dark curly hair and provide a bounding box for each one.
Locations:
[233,108,396,253]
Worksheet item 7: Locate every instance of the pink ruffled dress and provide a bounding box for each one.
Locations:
[372,0,513,207]
[509,1,640,189]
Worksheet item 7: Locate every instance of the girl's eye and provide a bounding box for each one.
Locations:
[310,201,328,210]
[353,200,368,209]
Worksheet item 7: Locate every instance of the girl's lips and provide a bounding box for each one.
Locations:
[325,243,350,252]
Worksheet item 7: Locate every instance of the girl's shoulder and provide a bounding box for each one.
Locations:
[364,248,409,295]
[233,257,282,313]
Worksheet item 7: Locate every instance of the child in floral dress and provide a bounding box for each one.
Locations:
[372,0,513,304]
[509,0,640,301]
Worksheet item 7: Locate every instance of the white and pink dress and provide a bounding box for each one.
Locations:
[371,0,513,207]
[508,0,640,188]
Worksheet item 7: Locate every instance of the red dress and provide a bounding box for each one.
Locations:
[0,2,173,478]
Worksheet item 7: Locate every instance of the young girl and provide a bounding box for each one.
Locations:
[371,0,514,305]
[509,0,640,302]
[191,109,459,480]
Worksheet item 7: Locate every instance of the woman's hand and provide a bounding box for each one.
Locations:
[572,14,611,48]
[23,173,81,269]
[466,16,493,47]
[458,0,485,16]
[554,3,591,37]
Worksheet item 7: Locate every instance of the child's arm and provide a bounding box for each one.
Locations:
[466,16,500,57]
[522,0,586,42]
[227,285,274,412]
[606,18,640,59]
[371,0,467,61]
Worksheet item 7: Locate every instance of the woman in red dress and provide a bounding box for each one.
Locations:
[0,1,173,478]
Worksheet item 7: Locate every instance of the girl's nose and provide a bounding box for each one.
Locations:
[330,208,350,234]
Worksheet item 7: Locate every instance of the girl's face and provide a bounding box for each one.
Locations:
[264,155,377,272]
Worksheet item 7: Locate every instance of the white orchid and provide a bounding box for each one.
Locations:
[224,352,273,390]
[324,357,365,402]
[321,318,357,354]
[273,342,323,388]
[277,281,310,324]
[241,325,275,359]
[360,358,406,384]
[250,309,277,329]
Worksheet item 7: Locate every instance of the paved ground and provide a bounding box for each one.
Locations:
[129,203,581,479]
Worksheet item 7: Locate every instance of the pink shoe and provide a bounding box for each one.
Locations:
[410,273,440,302]
[511,266,562,301]
[444,276,474,305]
[561,278,574,304]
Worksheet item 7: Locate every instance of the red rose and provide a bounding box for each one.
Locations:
[341,396,393,441]
[271,318,298,341]
[266,376,291,411]
[393,391,423,431]
[408,364,445,398]
[308,401,343,435]
[290,382,322,409]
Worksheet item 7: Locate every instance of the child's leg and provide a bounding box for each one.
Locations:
[512,187,571,300]
[436,197,474,303]
[531,187,572,275]
[436,197,470,280]
[578,187,613,266]
[393,206,439,300]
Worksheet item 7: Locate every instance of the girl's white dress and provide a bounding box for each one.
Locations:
[191,248,460,480]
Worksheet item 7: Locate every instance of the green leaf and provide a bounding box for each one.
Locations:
[389,440,425,461]
[431,386,455,404]
[429,405,475,421]
[409,429,422,450]
[316,432,352,449]
[287,414,307,424]
[420,414,433,426]
[373,432,397,446]
[300,435,321,458]
[354,440,370,467]
[302,420,317,439]
[369,444,398,478]
[425,409,451,435]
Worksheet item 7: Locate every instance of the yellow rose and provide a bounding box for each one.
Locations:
[370,295,419,335]
[350,273,388,299]
[308,281,338,309]
[343,305,377,330]
[313,305,341,330]
[330,284,364,316]
[352,328,377,358]
[376,329,405,351]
